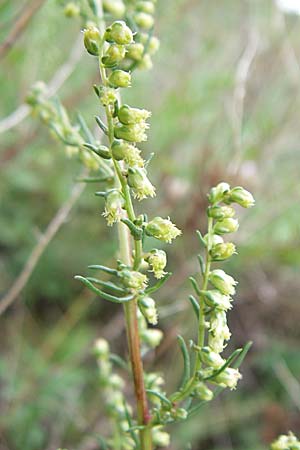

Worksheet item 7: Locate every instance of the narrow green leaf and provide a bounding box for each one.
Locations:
[109,354,129,371]
[123,400,139,445]
[233,341,252,368]
[76,175,113,183]
[121,218,143,240]
[75,276,133,303]
[77,113,95,143]
[196,230,206,247]
[177,335,191,389]
[86,277,126,294]
[146,389,172,407]
[197,254,205,276]
[189,276,201,296]
[88,265,119,276]
[145,272,172,295]
[188,295,199,319]
[204,348,243,381]
[95,116,108,135]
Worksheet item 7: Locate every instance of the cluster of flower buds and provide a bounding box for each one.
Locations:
[94,339,136,449]
[271,433,300,450]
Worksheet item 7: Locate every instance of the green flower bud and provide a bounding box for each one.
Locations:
[127,167,156,200]
[110,373,125,390]
[214,367,242,390]
[120,269,148,290]
[84,26,101,56]
[141,328,163,348]
[209,269,237,296]
[103,190,125,226]
[209,242,236,261]
[98,86,117,106]
[271,433,300,450]
[94,338,109,358]
[105,21,133,45]
[64,2,80,17]
[108,69,131,88]
[136,1,155,14]
[207,205,235,220]
[213,218,239,235]
[152,428,170,448]
[112,140,144,167]
[147,249,167,279]
[101,44,126,67]
[208,182,231,204]
[138,53,153,70]
[209,310,231,353]
[114,122,149,142]
[134,12,154,30]
[201,290,232,311]
[26,81,47,107]
[171,407,188,420]
[146,217,182,243]
[226,186,255,208]
[126,43,144,60]
[194,382,214,401]
[138,296,158,325]
[137,33,160,55]
[118,104,151,125]
[103,0,125,18]
[199,346,225,368]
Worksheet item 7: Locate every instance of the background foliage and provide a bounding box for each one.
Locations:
[1,0,300,449]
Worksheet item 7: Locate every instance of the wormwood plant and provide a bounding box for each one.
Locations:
[26,1,298,449]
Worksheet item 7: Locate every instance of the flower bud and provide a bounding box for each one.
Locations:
[152,428,170,448]
[118,104,151,125]
[199,346,225,368]
[141,328,163,347]
[84,26,101,56]
[214,367,242,390]
[213,218,239,235]
[134,12,154,30]
[103,0,125,18]
[136,1,155,14]
[112,140,144,167]
[103,190,125,226]
[108,69,131,88]
[101,44,126,67]
[105,21,133,45]
[171,407,188,420]
[138,296,158,325]
[146,217,182,243]
[207,205,235,220]
[208,182,231,204]
[127,167,155,200]
[114,122,149,142]
[271,433,300,450]
[110,373,125,390]
[209,242,236,261]
[209,269,237,296]
[194,382,214,401]
[148,36,160,54]
[201,290,232,311]
[120,269,148,290]
[138,53,153,70]
[147,249,167,279]
[209,310,231,353]
[226,186,255,208]
[98,86,117,106]
[64,2,80,17]
[94,338,109,358]
[126,43,144,60]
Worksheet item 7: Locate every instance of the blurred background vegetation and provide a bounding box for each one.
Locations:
[1,0,300,449]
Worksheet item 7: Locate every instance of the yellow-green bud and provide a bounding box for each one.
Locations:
[127,167,155,200]
[146,217,182,243]
[214,218,239,235]
[207,205,235,220]
[171,407,188,420]
[194,382,214,401]
[199,346,225,368]
[138,296,158,325]
[136,1,155,14]
[84,26,101,56]
[102,44,126,67]
[201,290,232,311]
[271,433,300,450]
[105,21,133,45]
[103,190,125,226]
[208,182,231,204]
[147,249,167,279]
[64,2,80,17]
[226,186,255,208]
[141,328,163,347]
[126,43,144,60]
[94,338,109,358]
[134,12,154,30]
[110,373,125,390]
[111,140,144,167]
[118,104,151,124]
[214,367,242,390]
[108,69,131,88]
[114,122,149,142]
[120,269,148,290]
[209,242,236,261]
[138,53,153,70]
[209,269,237,296]
[99,86,117,106]
[209,310,231,353]
[103,0,125,18]
[152,428,170,448]
[137,33,160,55]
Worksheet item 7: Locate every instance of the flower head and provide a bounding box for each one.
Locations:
[102,190,125,226]
[146,217,181,243]
[209,269,237,296]
[147,249,167,279]
[127,167,155,200]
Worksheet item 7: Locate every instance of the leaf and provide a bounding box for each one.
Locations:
[109,354,129,371]
[121,218,143,240]
[177,335,191,390]
[189,276,201,296]
[145,272,172,295]
[95,116,108,135]
[196,230,206,247]
[146,389,172,407]
[86,277,126,294]
[197,254,205,276]
[88,265,119,276]
[74,276,134,303]
[77,113,95,143]
[188,295,199,319]
[204,348,243,381]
